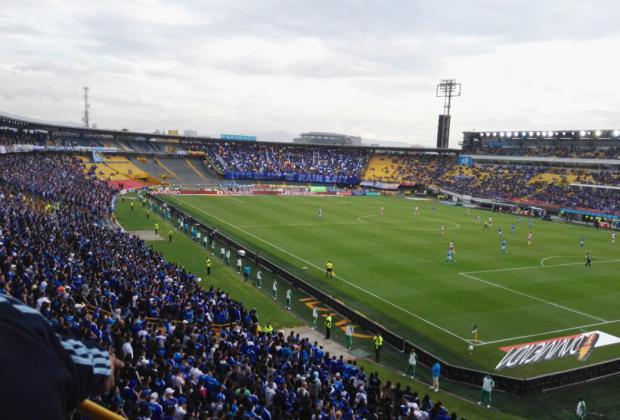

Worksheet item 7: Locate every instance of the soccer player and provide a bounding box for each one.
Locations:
[528,217,533,229]
[476,215,481,224]
[326,260,334,278]
[500,238,507,254]
[414,206,420,215]
[612,231,616,244]
[579,234,585,249]
[576,397,587,420]
[272,279,278,300]
[312,305,318,329]
[318,208,323,219]
[131,201,134,211]
[285,288,292,310]
[379,206,384,216]
[527,232,533,246]
[497,226,503,237]
[449,240,455,252]
[483,220,489,230]
[345,322,354,349]
[584,252,592,269]
[488,216,493,226]
[472,325,479,344]
[479,374,495,409]
[440,225,445,236]
[146,209,150,219]
[510,223,516,234]
[256,270,262,288]
[236,257,242,273]
[405,349,417,378]
[445,248,455,264]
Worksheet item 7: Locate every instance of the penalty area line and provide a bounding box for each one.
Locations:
[458,272,607,323]
[176,198,471,344]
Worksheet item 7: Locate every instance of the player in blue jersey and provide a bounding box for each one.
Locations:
[501,239,507,254]
[579,234,585,248]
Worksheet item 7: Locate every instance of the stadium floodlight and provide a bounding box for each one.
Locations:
[535,132,541,136]
[507,131,513,137]
[579,130,586,137]
[499,132,505,137]
[521,132,527,137]
[594,130,602,137]
[562,132,566,136]
[492,132,497,137]
[613,130,620,137]
[528,131,533,137]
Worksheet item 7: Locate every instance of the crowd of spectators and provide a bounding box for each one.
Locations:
[203,142,369,184]
[470,144,620,159]
[0,152,462,419]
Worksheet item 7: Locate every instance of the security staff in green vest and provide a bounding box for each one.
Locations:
[154,223,159,235]
[325,314,333,339]
[206,257,212,275]
[168,230,173,242]
[373,333,384,362]
[263,322,273,335]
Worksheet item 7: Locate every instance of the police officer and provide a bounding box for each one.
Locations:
[325,314,333,339]
[373,333,384,362]
[206,257,212,275]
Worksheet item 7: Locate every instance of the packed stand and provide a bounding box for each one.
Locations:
[0,152,463,419]
[470,144,620,159]
[203,142,369,184]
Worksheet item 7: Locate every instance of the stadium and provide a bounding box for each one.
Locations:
[2,2,620,420]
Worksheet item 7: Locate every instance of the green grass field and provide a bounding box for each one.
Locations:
[160,194,620,378]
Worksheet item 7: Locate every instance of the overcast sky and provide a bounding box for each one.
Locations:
[1,0,619,147]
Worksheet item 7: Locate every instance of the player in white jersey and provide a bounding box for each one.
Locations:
[414,206,420,215]
[380,206,384,216]
[318,208,323,219]
[612,231,616,244]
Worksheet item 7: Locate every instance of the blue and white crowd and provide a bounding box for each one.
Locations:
[0,153,460,419]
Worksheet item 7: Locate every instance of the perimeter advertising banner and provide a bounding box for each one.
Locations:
[495,331,620,370]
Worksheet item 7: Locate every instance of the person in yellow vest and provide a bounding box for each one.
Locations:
[373,333,384,362]
[168,230,173,242]
[154,223,159,235]
[206,257,212,275]
[326,260,334,278]
[263,322,273,335]
[130,201,134,211]
[325,314,333,339]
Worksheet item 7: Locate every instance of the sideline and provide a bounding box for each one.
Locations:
[172,197,472,344]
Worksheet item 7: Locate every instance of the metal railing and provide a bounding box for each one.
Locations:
[150,193,620,394]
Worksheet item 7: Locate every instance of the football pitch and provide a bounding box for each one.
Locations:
[162,194,620,378]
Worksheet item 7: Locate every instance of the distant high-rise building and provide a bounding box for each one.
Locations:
[294,132,362,146]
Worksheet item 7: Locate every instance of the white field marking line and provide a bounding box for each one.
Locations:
[476,319,620,347]
[463,258,620,275]
[177,198,470,343]
[540,255,617,266]
[458,272,607,323]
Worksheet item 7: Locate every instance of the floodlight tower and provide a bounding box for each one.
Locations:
[435,79,461,148]
[82,87,90,129]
